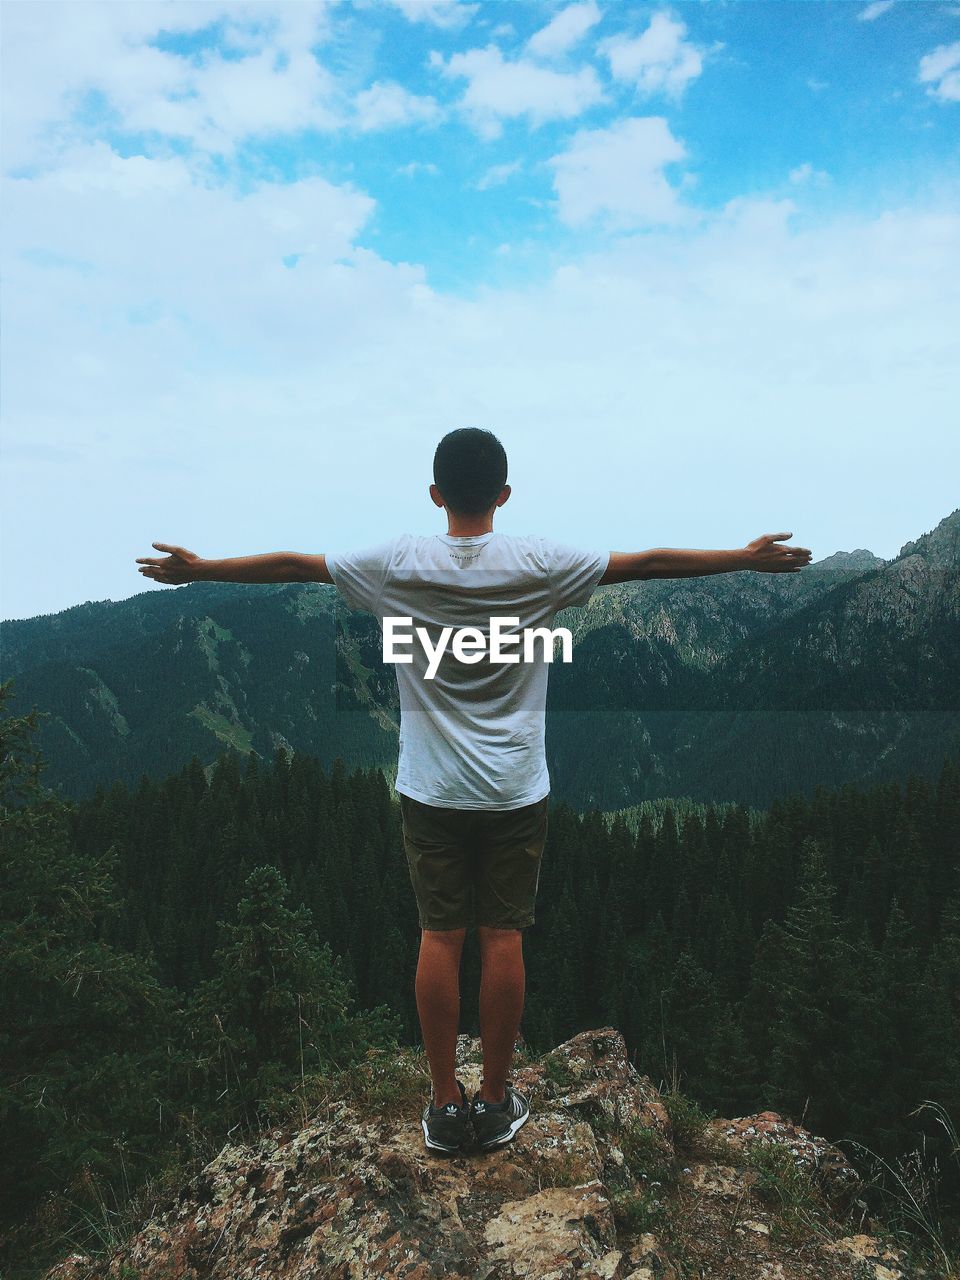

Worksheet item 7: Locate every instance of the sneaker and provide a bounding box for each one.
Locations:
[421,1079,470,1154]
[470,1082,531,1151]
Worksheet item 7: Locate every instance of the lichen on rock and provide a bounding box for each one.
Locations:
[44,1028,936,1280]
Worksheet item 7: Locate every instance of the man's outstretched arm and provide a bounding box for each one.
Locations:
[598,532,812,584]
[135,543,334,585]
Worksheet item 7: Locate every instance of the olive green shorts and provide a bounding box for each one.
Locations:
[399,792,549,932]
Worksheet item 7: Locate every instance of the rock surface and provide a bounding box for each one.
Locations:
[45,1028,937,1280]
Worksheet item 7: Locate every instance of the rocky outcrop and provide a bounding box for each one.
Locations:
[46,1028,935,1280]
[897,508,960,567]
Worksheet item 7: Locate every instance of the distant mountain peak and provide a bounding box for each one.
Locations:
[896,508,960,566]
[812,548,885,572]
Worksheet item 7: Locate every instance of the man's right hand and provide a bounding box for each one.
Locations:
[743,532,812,572]
[136,542,205,584]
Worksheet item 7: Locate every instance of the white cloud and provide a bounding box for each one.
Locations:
[353,82,442,130]
[789,162,829,185]
[599,12,705,98]
[4,142,377,294]
[475,160,522,189]
[382,0,478,29]
[133,47,343,151]
[806,77,829,93]
[2,8,958,623]
[526,2,602,60]
[397,160,440,176]
[0,1,343,166]
[858,0,895,20]
[547,116,688,228]
[432,44,604,137]
[919,41,960,102]
[3,127,958,619]
[1,0,348,167]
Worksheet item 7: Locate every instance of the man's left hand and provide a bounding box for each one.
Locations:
[136,542,204,584]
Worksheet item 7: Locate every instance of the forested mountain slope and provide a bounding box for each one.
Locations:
[2,510,957,808]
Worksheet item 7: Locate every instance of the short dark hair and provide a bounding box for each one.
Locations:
[433,428,508,516]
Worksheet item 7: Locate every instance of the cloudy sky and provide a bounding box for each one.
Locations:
[1,0,958,621]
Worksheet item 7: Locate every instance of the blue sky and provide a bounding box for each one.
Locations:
[2,0,958,620]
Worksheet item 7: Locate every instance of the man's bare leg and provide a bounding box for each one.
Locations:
[415,927,467,1108]
[477,926,525,1104]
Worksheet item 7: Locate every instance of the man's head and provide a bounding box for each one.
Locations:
[431,428,510,517]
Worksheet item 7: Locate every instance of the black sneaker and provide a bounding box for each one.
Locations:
[470,1082,531,1151]
[421,1079,470,1154]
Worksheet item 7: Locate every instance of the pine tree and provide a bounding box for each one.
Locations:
[661,948,721,1100]
[188,864,401,1130]
[0,682,186,1227]
[866,898,927,1152]
[767,837,861,1137]
[741,916,793,1097]
[918,889,960,1134]
[595,885,627,1029]
[705,1001,760,1116]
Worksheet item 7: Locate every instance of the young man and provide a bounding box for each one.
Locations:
[136,428,812,1156]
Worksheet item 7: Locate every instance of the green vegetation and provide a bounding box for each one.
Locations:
[846,1098,960,1278]
[538,1149,591,1189]
[2,673,960,1274]
[542,1052,578,1092]
[4,514,958,812]
[618,1118,676,1188]
[189,702,255,753]
[741,1140,830,1246]
[322,1043,430,1122]
[610,1184,670,1236]
[0,682,402,1276]
[661,1089,724,1158]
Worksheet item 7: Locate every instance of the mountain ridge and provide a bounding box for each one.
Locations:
[3,510,958,809]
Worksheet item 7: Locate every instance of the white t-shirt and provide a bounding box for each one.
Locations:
[325,532,610,810]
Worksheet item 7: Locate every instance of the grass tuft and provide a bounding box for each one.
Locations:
[842,1099,960,1279]
[740,1139,830,1246]
[611,1184,670,1236]
[660,1088,721,1157]
[319,1043,430,1119]
[541,1053,578,1093]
